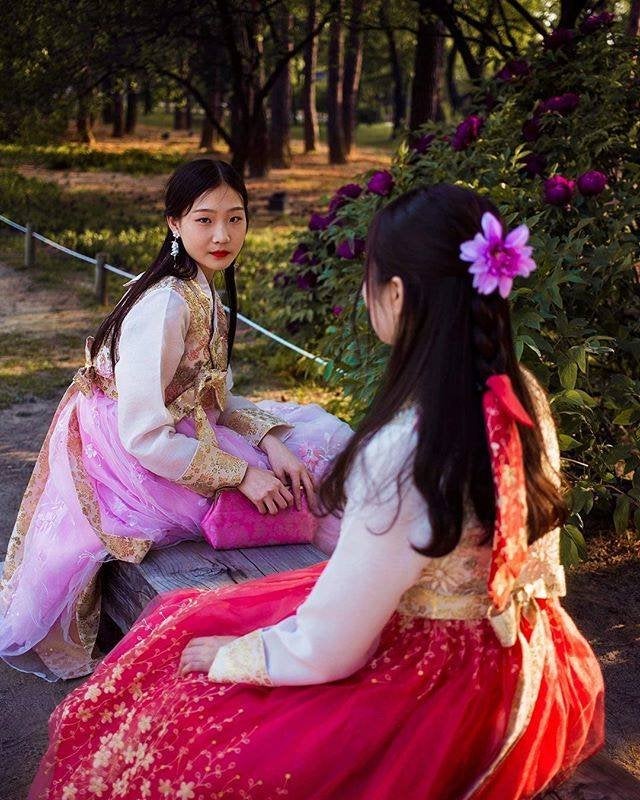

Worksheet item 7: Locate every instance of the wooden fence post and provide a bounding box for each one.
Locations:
[94,252,108,304]
[24,223,35,268]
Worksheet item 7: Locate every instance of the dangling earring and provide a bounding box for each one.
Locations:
[171,232,180,262]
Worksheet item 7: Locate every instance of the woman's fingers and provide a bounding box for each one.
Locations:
[301,469,318,513]
[264,497,279,515]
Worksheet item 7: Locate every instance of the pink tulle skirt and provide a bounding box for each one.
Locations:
[30,564,604,800]
[0,389,352,679]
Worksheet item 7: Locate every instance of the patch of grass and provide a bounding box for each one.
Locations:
[0,331,85,408]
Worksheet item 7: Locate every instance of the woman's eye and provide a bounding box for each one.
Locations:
[230,216,243,224]
[196,217,211,224]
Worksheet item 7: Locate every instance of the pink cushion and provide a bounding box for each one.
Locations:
[201,489,318,550]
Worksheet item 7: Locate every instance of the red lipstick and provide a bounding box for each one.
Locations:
[210,250,231,259]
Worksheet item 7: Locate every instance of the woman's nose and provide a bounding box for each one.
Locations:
[211,223,230,244]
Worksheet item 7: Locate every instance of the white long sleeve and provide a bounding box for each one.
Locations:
[210,408,432,685]
[114,286,200,480]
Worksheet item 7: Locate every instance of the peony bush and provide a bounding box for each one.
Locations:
[276,16,640,561]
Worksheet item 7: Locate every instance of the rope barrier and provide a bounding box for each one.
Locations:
[0,213,328,367]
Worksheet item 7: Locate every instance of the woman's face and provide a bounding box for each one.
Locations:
[168,183,248,281]
[362,272,404,346]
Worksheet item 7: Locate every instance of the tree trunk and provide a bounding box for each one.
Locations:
[101,79,113,124]
[303,0,320,152]
[185,94,192,130]
[342,0,364,155]
[558,0,589,28]
[125,84,138,134]
[630,0,640,35]
[327,3,347,164]
[445,44,462,112]
[409,5,445,131]
[269,7,293,168]
[381,5,405,137]
[143,83,154,115]
[199,80,222,150]
[248,104,269,177]
[77,92,95,145]
[111,92,124,137]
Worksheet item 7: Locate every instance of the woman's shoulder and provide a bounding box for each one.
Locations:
[353,407,419,487]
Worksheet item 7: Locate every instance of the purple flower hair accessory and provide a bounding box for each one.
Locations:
[459,212,536,299]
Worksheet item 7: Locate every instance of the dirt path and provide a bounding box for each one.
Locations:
[0,260,637,798]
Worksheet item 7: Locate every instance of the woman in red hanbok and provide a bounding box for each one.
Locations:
[30,184,603,800]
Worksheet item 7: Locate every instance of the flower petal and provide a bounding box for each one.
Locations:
[504,224,529,248]
[481,212,503,243]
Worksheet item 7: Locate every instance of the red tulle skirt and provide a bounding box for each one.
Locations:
[30,563,603,800]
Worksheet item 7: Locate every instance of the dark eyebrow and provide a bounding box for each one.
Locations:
[192,206,245,213]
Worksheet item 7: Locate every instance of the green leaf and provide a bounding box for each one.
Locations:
[558,434,582,451]
[560,525,587,565]
[613,495,631,536]
[559,362,578,390]
[613,407,640,425]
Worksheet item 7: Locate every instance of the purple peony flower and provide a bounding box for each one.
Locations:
[544,27,575,51]
[273,271,290,288]
[336,238,365,260]
[459,212,536,298]
[580,12,615,34]
[543,175,576,206]
[336,183,362,199]
[366,170,394,196]
[331,305,344,316]
[496,59,531,82]
[577,170,607,196]
[521,153,547,178]
[522,117,542,142]
[290,244,310,265]
[452,115,484,151]
[296,270,318,291]
[538,92,580,115]
[308,211,335,231]
[412,133,436,154]
[484,92,498,112]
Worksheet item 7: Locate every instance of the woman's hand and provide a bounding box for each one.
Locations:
[238,465,294,514]
[259,433,317,512]
[179,635,236,675]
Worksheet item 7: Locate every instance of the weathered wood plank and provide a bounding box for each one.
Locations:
[539,752,640,799]
[102,541,325,633]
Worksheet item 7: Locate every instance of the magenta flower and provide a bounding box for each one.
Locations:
[580,12,615,34]
[521,153,547,178]
[331,305,344,316]
[367,170,394,196]
[496,59,531,82]
[522,117,542,142]
[296,270,318,291]
[308,212,335,231]
[577,170,607,196]
[459,213,536,298]
[290,244,310,265]
[544,28,575,51]
[336,238,365,260]
[538,92,580,115]
[336,183,362,199]
[543,175,576,206]
[412,133,436,154]
[273,272,290,288]
[452,115,484,151]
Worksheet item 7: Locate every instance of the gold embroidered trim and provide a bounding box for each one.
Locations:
[208,630,272,686]
[226,407,293,447]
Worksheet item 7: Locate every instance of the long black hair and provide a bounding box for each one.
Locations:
[320,183,566,557]
[91,158,249,369]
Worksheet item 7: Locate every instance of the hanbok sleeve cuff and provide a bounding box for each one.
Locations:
[225,407,294,447]
[208,630,272,685]
[177,441,248,497]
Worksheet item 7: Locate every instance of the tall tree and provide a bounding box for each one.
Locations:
[409,4,445,130]
[269,6,293,168]
[630,0,640,36]
[327,0,347,164]
[302,0,320,152]
[125,81,138,134]
[380,5,406,137]
[342,0,364,155]
[558,0,589,28]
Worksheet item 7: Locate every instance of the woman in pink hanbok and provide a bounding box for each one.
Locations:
[31,184,603,799]
[0,159,352,681]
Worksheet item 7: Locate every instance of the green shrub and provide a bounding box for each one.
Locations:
[278,21,640,557]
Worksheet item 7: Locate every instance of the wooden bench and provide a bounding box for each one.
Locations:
[102,542,640,800]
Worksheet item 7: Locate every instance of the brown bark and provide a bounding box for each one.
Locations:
[303,0,320,152]
[111,92,124,138]
[199,81,222,150]
[76,92,95,145]
[381,6,405,137]
[327,2,347,164]
[125,84,138,135]
[558,0,589,28]
[342,0,364,155]
[409,5,445,131]
[269,8,293,168]
[630,0,640,36]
